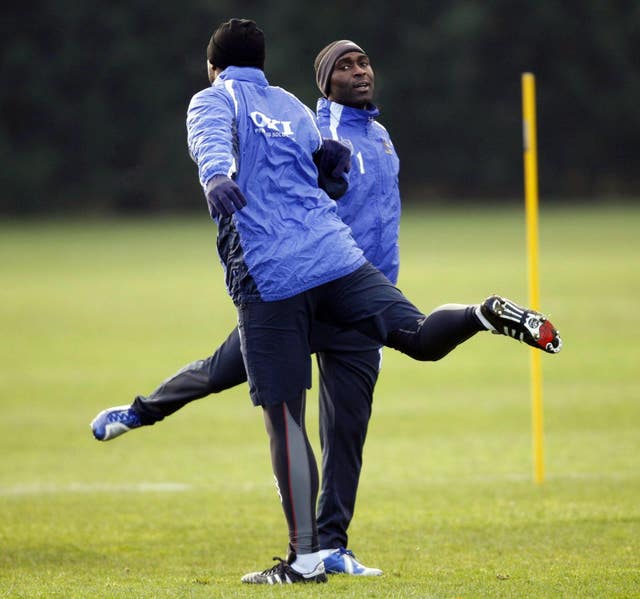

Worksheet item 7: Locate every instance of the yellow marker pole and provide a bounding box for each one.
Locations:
[522,73,544,484]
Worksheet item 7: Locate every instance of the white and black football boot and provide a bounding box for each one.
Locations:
[481,295,562,354]
[241,557,327,585]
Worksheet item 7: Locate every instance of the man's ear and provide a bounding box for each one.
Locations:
[207,60,217,83]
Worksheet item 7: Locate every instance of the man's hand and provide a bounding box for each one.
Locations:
[317,139,351,178]
[314,139,351,200]
[205,175,247,218]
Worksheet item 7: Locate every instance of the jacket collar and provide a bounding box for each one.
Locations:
[214,66,268,87]
[316,97,380,127]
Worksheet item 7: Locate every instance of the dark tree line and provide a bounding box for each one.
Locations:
[2,0,639,215]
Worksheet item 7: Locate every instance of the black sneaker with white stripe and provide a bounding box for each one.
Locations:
[241,557,328,585]
[481,295,562,354]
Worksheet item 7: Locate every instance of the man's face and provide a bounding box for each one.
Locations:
[327,52,375,109]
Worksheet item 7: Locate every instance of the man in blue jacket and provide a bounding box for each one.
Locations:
[92,37,400,578]
[93,19,562,585]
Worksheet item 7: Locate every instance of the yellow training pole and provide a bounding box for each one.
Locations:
[522,73,544,484]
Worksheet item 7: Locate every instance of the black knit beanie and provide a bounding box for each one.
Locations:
[207,18,265,70]
[314,40,366,97]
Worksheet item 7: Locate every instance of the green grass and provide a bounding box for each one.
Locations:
[1,204,639,598]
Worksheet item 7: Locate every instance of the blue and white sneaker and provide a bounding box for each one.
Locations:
[91,405,142,441]
[322,548,382,576]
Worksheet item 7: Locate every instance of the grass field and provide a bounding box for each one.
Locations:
[1,204,639,598]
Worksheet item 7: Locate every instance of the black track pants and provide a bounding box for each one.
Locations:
[316,346,379,550]
[130,323,381,551]
[133,328,246,424]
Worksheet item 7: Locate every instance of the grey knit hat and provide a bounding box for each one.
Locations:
[314,40,366,97]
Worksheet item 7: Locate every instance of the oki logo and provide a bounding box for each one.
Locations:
[250,111,294,137]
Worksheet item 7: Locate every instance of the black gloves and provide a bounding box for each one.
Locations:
[314,139,352,200]
[317,139,352,178]
[205,174,248,218]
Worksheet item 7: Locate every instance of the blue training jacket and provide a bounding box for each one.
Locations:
[316,98,401,285]
[187,67,365,303]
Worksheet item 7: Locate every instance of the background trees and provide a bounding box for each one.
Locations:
[2,0,638,214]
